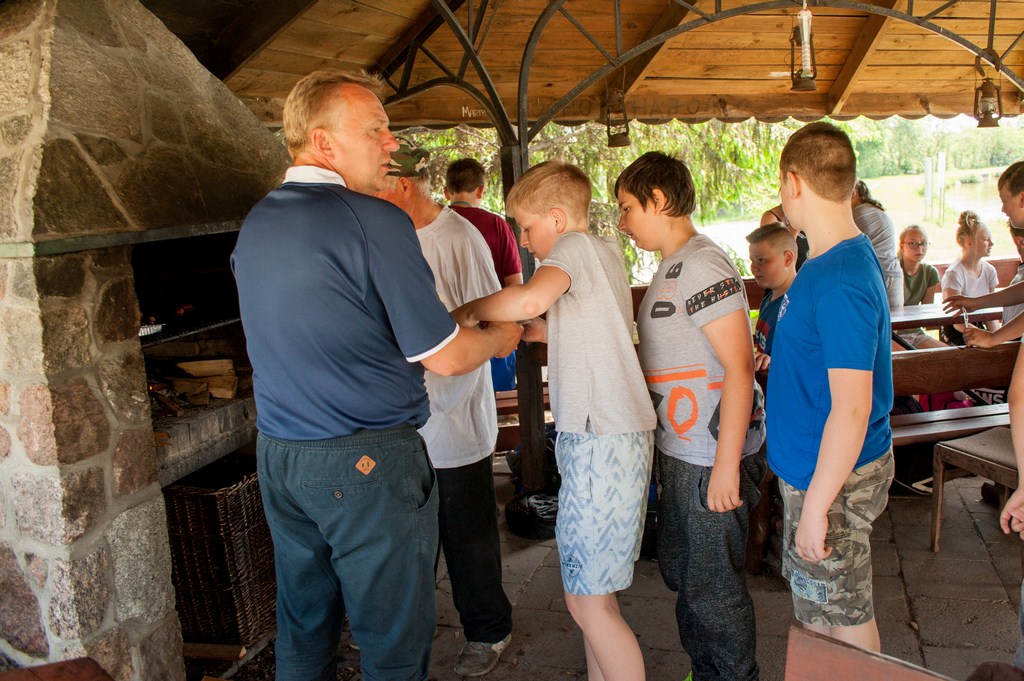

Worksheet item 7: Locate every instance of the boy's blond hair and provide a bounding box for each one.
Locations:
[746,222,796,255]
[283,70,386,158]
[506,161,592,225]
[779,121,857,203]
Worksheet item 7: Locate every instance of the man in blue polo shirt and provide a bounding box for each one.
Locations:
[231,70,521,681]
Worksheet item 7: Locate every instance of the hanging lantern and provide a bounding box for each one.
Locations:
[974,77,1002,128]
[606,88,631,147]
[790,7,817,92]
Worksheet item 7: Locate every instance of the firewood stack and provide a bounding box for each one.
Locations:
[171,360,239,401]
[148,359,243,416]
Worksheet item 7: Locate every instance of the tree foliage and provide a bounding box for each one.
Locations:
[400,115,1023,282]
[401,118,795,281]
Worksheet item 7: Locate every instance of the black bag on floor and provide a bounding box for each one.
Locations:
[504,493,558,540]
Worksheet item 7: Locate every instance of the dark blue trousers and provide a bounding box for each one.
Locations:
[435,455,512,644]
[257,425,439,681]
[656,448,767,681]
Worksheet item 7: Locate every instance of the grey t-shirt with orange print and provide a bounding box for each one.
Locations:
[637,235,765,466]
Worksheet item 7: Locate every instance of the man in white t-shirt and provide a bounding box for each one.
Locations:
[376,143,513,677]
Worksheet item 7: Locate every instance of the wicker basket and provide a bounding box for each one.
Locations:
[164,450,276,645]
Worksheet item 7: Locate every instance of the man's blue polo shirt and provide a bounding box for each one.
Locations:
[231,166,457,441]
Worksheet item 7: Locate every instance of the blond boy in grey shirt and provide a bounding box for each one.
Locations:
[455,161,655,681]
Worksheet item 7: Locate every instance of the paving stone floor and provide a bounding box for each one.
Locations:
[225,462,1024,681]
[413,466,1024,681]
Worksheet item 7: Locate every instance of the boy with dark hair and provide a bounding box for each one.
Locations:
[746,222,798,370]
[769,121,894,652]
[616,151,767,681]
[455,160,656,681]
[445,158,523,288]
[445,157,524,392]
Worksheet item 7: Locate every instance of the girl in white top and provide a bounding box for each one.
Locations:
[941,210,1000,344]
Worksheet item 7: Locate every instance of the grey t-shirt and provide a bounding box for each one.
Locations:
[542,231,656,436]
[853,203,904,308]
[637,235,766,466]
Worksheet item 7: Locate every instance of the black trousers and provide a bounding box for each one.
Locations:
[436,454,513,644]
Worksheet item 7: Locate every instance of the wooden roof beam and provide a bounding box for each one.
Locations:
[375,1,467,82]
[828,0,903,116]
[621,2,691,94]
[207,0,317,81]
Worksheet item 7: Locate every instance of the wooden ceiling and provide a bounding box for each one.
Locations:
[142,0,1024,136]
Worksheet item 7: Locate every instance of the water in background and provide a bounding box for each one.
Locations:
[692,170,1011,283]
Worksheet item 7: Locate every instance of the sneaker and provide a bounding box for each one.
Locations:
[454,633,511,677]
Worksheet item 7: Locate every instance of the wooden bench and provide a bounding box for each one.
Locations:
[891,343,1018,447]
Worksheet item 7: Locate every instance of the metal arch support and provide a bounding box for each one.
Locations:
[519,0,1024,143]
[517,0,569,169]
[385,77,506,131]
[427,0,516,144]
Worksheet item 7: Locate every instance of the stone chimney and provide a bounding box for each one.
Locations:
[0,1,288,679]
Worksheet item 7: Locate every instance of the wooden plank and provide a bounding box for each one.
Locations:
[182,642,247,660]
[177,359,235,377]
[495,386,550,416]
[829,0,903,114]
[270,21,390,60]
[302,1,418,35]
[170,378,210,405]
[891,343,1018,396]
[374,0,465,79]
[891,402,1008,427]
[205,0,318,80]
[892,413,1010,446]
[622,2,691,94]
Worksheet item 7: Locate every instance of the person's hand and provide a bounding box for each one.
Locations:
[963,324,995,348]
[489,321,522,358]
[520,317,547,343]
[706,464,742,512]
[942,294,979,315]
[795,511,832,563]
[753,351,771,372]
[1000,487,1024,540]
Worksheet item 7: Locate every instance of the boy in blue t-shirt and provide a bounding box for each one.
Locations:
[746,221,798,372]
[767,121,894,652]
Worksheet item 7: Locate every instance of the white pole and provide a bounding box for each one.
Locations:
[937,151,947,227]
[924,157,933,222]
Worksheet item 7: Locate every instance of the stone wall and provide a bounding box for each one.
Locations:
[0,1,289,678]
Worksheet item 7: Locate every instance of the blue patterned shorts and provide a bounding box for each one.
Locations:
[554,427,655,595]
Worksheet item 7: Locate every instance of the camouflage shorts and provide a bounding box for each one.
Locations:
[779,451,894,627]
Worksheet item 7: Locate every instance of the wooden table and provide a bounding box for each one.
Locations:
[890,303,1002,332]
[890,303,1003,349]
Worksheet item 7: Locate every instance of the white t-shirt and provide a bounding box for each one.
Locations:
[417,207,501,469]
[941,259,998,298]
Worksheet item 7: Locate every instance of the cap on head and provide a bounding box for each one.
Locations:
[387,140,430,178]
